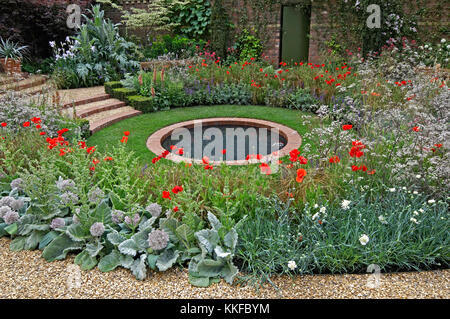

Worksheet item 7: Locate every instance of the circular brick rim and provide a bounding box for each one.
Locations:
[146,117,302,166]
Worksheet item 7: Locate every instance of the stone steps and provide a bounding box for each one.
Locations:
[64,98,126,118]
[63,91,142,134]
[0,74,47,93]
[89,108,142,134]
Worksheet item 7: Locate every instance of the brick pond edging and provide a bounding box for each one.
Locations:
[146,117,302,165]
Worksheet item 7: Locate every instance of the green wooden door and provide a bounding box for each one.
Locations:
[281,6,311,63]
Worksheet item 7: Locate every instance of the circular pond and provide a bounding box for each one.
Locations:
[147,118,302,165]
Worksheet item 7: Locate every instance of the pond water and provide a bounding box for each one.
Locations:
[161,124,287,161]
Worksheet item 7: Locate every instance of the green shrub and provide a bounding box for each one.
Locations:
[105,81,123,95]
[128,95,154,113]
[111,88,137,103]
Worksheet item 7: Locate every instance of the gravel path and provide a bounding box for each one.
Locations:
[0,238,448,299]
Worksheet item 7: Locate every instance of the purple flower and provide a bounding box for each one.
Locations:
[50,217,65,229]
[4,210,19,225]
[90,222,105,237]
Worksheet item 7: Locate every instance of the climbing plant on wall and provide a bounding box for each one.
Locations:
[209,0,231,59]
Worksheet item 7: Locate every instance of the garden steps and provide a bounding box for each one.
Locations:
[88,107,142,134]
[64,98,126,118]
[54,87,141,134]
[0,74,47,94]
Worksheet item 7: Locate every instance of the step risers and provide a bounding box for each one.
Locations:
[62,93,110,109]
[77,100,127,118]
[0,76,47,92]
[90,109,142,134]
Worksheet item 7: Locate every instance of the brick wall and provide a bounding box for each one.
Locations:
[103,0,448,64]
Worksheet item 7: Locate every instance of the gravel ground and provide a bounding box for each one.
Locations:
[0,238,448,299]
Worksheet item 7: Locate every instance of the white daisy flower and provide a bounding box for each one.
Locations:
[288,260,297,270]
[359,234,370,246]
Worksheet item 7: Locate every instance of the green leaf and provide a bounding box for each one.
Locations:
[38,231,59,250]
[188,274,211,287]
[224,228,238,251]
[74,250,98,270]
[106,230,127,246]
[160,218,179,243]
[147,254,158,270]
[118,238,139,256]
[98,250,122,272]
[95,199,112,224]
[85,241,103,257]
[207,212,222,231]
[195,229,219,255]
[196,258,224,278]
[66,223,88,242]
[42,234,83,262]
[0,223,8,237]
[5,223,17,235]
[24,230,44,250]
[156,249,180,272]
[131,254,147,280]
[221,261,239,284]
[10,236,26,251]
[176,224,194,244]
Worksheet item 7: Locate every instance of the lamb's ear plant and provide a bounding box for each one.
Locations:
[187,212,243,287]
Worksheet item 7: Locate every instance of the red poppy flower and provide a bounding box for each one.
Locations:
[161,150,170,158]
[412,126,420,132]
[204,164,213,170]
[86,146,95,154]
[329,156,340,163]
[23,121,30,127]
[89,166,95,172]
[202,156,210,165]
[259,163,271,175]
[172,185,183,194]
[93,158,100,165]
[31,117,41,124]
[1,122,6,127]
[120,136,128,143]
[39,132,46,136]
[36,124,41,129]
[342,124,353,130]
[296,168,307,183]
[162,191,171,200]
[349,146,364,158]
[170,145,177,150]
[367,170,376,175]
[221,149,226,155]
[173,206,179,213]
[104,156,113,161]
[177,148,184,155]
[123,131,130,136]
[58,128,69,135]
[298,156,308,165]
[152,156,161,164]
[352,165,360,171]
[434,144,442,148]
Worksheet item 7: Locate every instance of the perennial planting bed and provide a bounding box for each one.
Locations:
[0,5,449,298]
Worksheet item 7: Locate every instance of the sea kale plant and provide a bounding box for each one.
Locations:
[51,5,139,89]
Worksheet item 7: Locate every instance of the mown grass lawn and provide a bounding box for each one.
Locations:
[87,105,319,165]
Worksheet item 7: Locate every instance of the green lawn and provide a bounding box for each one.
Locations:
[87,105,317,165]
